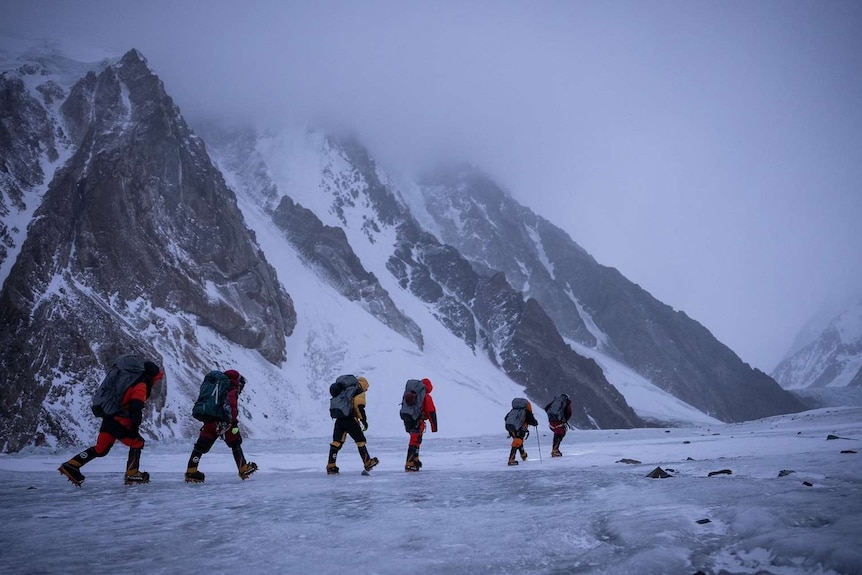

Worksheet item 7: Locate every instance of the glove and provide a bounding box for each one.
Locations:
[361,419,368,432]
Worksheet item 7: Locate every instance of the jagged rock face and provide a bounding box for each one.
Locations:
[353,167,642,428]
[418,167,806,423]
[0,50,296,451]
[773,300,862,389]
[0,72,61,268]
[272,193,423,348]
[418,169,598,349]
[473,274,640,428]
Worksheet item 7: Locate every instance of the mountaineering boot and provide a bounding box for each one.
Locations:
[124,447,150,485]
[327,443,341,474]
[508,447,519,466]
[231,445,257,480]
[551,436,563,457]
[239,461,258,480]
[358,445,379,472]
[185,449,205,483]
[59,447,97,487]
[405,445,420,472]
[59,462,85,486]
[520,448,529,461]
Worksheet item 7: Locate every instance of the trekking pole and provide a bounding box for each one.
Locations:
[535,426,542,463]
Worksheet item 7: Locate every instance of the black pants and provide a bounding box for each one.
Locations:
[332,416,366,446]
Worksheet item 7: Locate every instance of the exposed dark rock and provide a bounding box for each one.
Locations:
[646,466,671,478]
[272,194,423,348]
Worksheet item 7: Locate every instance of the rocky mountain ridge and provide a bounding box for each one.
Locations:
[0,44,805,451]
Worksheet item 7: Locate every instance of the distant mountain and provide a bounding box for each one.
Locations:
[411,166,805,422]
[0,42,804,452]
[773,298,862,390]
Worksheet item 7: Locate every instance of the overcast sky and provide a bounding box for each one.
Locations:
[3,0,861,371]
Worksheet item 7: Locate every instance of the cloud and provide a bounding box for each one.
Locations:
[3,0,862,370]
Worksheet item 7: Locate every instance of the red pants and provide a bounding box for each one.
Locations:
[94,416,144,455]
[194,420,243,452]
[407,418,426,448]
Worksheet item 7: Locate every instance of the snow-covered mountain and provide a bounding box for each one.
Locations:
[773,298,862,390]
[0,41,804,452]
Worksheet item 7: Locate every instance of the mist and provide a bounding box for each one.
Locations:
[3,0,861,371]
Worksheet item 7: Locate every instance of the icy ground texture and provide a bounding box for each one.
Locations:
[1,407,860,575]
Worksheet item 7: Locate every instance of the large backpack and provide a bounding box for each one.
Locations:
[91,354,146,417]
[545,394,569,422]
[399,379,427,430]
[192,371,232,422]
[504,397,529,434]
[329,374,360,419]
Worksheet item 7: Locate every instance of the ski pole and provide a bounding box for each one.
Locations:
[535,426,542,463]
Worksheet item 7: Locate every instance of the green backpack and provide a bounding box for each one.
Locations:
[192,371,232,422]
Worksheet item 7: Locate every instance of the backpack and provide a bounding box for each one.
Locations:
[329,374,360,419]
[192,371,232,422]
[504,397,529,434]
[91,354,146,417]
[545,394,569,422]
[399,379,426,430]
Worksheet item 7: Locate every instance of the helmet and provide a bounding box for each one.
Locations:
[144,361,164,384]
[224,370,245,391]
[357,376,369,392]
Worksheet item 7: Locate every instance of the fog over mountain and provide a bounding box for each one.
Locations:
[2,1,861,374]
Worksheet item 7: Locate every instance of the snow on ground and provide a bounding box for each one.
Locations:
[2,407,860,575]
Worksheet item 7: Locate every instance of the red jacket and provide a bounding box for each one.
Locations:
[421,378,438,432]
[114,380,148,431]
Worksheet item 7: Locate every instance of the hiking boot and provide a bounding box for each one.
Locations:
[363,457,379,472]
[520,450,528,461]
[326,464,340,475]
[508,459,519,466]
[185,469,206,483]
[59,463,85,487]
[405,462,421,472]
[551,450,563,458]
[238,462,258,480]
[124,470,150,485]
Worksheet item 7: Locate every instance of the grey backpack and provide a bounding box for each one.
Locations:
[545,394,570,422]
[504,398,529,434]
[399,379,426,429]
[91,355,146,417]
[329,374,360,419]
